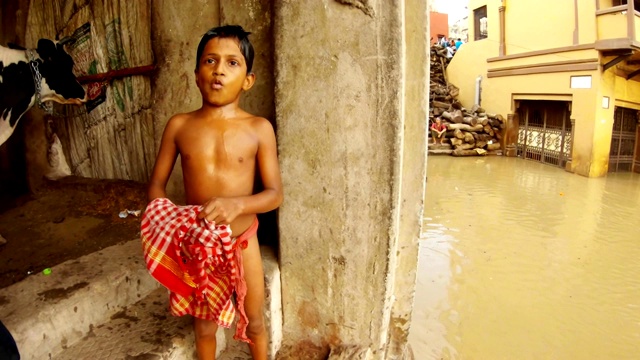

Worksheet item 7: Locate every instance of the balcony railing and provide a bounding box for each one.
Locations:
[595,3,640,51]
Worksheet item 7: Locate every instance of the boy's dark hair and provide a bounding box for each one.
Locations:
[195,25,254,73]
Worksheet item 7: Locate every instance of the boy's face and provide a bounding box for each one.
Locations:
[195,37,255,106]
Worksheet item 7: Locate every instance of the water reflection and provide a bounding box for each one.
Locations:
[409,156,640,360]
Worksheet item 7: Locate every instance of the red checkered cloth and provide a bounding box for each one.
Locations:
[140,197,258,343]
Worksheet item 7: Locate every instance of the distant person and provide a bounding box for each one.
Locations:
[0,321,19,360]
[430,117,447,145]
[446,45,455,59]
[439,36,448,48]
[455,38,464,50]
[447,39,457,58]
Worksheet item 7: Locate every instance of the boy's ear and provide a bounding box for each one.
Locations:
[243,72,256,91]
[194,70,201,88]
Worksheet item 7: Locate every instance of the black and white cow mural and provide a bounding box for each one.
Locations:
[0,38,86,146]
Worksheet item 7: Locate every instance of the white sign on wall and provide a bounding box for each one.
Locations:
[570,75,592,89]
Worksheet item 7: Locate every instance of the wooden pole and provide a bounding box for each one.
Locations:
[76,64,156,84]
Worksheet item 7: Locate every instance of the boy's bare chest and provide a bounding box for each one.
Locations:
[176,126,258,167]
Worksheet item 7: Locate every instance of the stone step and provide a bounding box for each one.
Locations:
[54,286,262,360]
[1,239,282,360]
[53,287,219,359]
[427,142,452,150]
[54,244,282,359]
[0,239,159,360]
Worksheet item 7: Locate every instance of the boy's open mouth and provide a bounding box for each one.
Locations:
[212,79,224,89]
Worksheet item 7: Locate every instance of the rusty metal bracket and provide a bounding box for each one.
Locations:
[626,67,640,80]
[603,54,631,71]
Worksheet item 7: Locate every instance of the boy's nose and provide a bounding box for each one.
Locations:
[213,63,224,75]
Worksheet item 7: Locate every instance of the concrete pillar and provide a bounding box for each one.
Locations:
[274,1,428,358]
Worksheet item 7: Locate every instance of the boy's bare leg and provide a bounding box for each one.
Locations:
[242,235,268,360]
[194,318,218,360]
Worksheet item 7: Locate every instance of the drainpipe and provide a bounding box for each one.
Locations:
[475,75,483,106]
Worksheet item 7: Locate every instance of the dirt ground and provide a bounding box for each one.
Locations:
[0,177,147,289]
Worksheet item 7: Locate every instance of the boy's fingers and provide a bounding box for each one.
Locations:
[200,200,220,219]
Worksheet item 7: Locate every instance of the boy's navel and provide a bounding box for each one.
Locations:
[238,156,244,163]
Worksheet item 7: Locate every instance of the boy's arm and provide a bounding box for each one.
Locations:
[147,116,181,201]
[246,118,284,212]
[200,118,283,223]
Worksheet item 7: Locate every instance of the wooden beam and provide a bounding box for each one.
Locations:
[487,43,595,63]
[627,68,640,80]
[603,54,631,71]
[76,64,156,84]
[487,63,598,78]
[602,49,634,57]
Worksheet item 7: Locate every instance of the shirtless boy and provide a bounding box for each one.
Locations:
[430,117,447,145]
[147,25,283,360]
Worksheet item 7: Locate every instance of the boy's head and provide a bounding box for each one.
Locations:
[195,25,254,74]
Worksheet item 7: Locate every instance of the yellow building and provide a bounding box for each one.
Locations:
[448,0,640,177]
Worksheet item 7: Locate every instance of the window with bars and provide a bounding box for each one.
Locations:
[474,6,488,40]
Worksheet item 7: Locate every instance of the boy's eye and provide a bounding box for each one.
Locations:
[229,60,239,66]
[206,58,215,64]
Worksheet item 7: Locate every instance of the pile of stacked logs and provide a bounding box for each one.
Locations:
[429,44,505,156]
[432,103,505,156]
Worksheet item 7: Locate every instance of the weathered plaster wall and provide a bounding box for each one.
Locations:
[275,0,425,358]
[150,0,221,202]
[220,0,275,122]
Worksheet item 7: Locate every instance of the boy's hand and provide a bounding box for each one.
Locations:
[198,197,243,224]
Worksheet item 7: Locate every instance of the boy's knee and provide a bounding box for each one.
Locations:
[194,319,218,340]
[246,317,265,338]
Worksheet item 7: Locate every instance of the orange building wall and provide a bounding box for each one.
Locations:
[430,12,449,44]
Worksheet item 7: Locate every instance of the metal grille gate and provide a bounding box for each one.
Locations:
[517,100,572,167]
[609,106,638,173]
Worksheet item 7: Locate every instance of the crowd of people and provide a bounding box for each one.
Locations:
[438,36,464,59]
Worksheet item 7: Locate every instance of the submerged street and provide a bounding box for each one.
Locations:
[409,156,640,359]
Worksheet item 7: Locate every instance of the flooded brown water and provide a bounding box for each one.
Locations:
[409,156,640,360]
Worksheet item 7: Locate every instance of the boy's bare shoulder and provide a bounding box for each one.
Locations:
[245,114,275,134]
[164,111,201,135]
[165,112,190,131]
